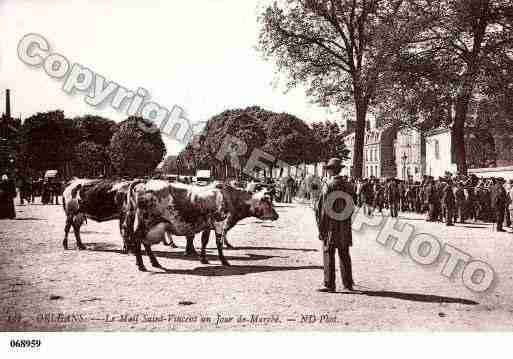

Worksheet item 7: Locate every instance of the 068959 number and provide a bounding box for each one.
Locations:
[10,339,41,349]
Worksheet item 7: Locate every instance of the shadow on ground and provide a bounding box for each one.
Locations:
[150,264,323,277]
[398,216,429,221]
[79,230,111,235]
[226,246,318,252]
[341,290,478,305]
[459,225,491,229]
[84,242,287,262]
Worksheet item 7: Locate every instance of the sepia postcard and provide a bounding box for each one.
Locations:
[1,0,513,356]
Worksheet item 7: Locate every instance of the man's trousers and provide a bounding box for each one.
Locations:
[323,242,353,290]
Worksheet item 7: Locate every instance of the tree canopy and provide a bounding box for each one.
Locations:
[177,106,348,179]
[108,116,166,178]
[257,0,435,177]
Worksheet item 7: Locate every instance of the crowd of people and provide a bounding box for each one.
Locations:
[0,174,65,219]
[3,168,513,233]
[345,174,513,232]
[234,171,513,234]
[17,177,63,205]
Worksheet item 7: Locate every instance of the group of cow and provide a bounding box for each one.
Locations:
[62,178,279,271]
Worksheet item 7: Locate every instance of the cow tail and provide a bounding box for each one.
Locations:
[125,180,144,243]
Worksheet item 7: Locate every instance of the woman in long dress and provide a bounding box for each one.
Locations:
[0,174,16,219]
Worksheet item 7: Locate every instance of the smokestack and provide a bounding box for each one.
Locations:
[5,89,11,119]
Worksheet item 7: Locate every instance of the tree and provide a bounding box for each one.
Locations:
[261,112,317,169]
[177,106,316,180]
[16,110,81,178]
[311,121,349,163]
[383,0,513,174]
[73,115,117,147]
[72,115,117,175]
[108,117,166,177]
[257,0,434,178]
[73,141,107,177]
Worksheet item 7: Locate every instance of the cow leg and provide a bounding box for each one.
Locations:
[200,230,210,264]
[164,232,178,248]
[72,221,86,250]
[215,233,230,266]
[63,217,72,250]
[143,243,161,268]
[134,238,146,271]
[184,235,198,257]
[119,218,129,254]
[223,216,237,249]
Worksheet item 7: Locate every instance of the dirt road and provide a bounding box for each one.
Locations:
[1,201,513,331]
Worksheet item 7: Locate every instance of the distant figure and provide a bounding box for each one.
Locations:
[441,180,455,226]
[309,177,321,209]
[386,178,400,218]
[490,178,507,232]
[41,180,50,204]
[0,174,16,219]
[19,176,33,205]
[508,180,513,230]
[454,181,466,223]
[283,177,294,203]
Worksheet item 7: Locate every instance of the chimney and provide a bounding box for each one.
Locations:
[5,89,11,119]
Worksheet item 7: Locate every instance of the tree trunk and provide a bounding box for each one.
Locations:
[352,97,368,178]
[452,94,470,175]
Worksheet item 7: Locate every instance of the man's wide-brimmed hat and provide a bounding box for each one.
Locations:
[324,158,344,169]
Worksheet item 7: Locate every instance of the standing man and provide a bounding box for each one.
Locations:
[315,158,356,293]
[386,178,400,218]
[454,181,466,223]
[441,180,455,226]
[425,177,439,222]
[508,180,513,230]
[504,179,512,228]
[491,178,507,232]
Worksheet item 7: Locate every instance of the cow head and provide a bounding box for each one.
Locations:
[247,190,279,221]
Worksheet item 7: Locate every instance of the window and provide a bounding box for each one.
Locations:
[434,140,440,159]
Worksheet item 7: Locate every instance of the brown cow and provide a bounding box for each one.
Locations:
[62,179,133,251]
[126,180,279,271]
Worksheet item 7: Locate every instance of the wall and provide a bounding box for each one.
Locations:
[425,129,456,178]
[468,166,513,180]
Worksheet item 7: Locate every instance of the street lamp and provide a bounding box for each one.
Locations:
[402,152,407,180]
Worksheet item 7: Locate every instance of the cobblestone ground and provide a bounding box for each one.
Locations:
[1,199,513,331]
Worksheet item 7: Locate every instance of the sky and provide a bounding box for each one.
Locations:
[0,0,348,155]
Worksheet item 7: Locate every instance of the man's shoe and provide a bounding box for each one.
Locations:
[317,287,335,293]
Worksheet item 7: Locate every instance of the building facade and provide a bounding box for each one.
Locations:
[342,122,397,178]
[425,128,457,178]
[394,128,425,181]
